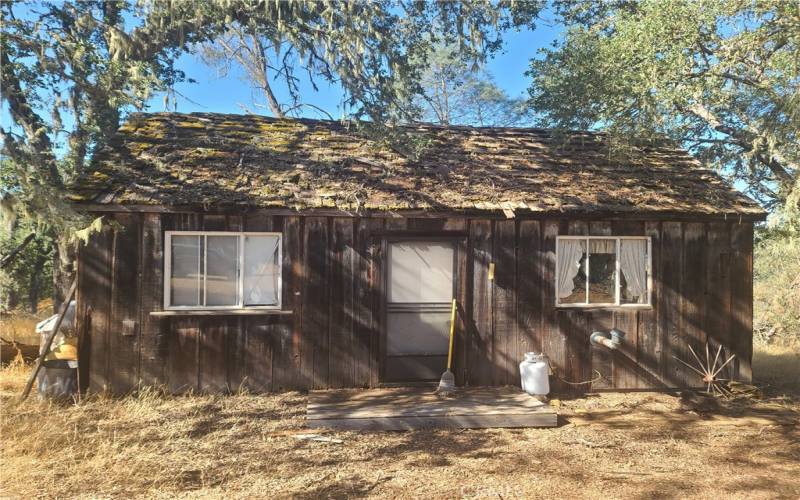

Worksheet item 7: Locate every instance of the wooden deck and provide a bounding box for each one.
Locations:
[306,387,558,431]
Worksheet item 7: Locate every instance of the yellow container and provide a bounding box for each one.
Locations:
[44,336,78,361]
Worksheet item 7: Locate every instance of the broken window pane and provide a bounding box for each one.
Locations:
[243,235,280,306]
[588,239,616,304]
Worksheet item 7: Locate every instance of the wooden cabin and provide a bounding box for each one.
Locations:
[70,112,766,395]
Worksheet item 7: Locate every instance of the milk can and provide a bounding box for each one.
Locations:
[519,352,550,396]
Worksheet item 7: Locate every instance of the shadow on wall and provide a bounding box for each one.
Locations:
[80,212,758,396]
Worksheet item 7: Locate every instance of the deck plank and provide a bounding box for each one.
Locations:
[307,387,557,430]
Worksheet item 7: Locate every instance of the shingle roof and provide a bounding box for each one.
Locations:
[70,112,766,217]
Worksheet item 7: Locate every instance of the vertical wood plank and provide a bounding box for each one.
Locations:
[541,220,563,392]
[75,240,90,393]
[587,311,614,390]
[384,216,407,232]
[682,222,707,387]
[353,217,370,388]
[108,213,142,394]
[354,217,379,387]
[455,224,469,386]
[638,221,664,388]
[85,226,113,393]
[612,310,638,389]
[370,218,386,386]
[281,216,304,390]
[493,219,517,386]
[517,220,542,360]
[469,219,493,386]
[242,320,274,392]
[562,220,590,393]
[444,217,467,232]
[226,214,243,231]
[202,214,227,231]
[199,317,229,392]
[139,213,165,388]
[662,222,685,387]
[303,217,330,389]
[168,319,199,393]
[730,222,754,382]
[707,221,733,380]
[328,217,355,388]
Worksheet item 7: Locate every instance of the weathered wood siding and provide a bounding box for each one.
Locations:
[76,213,755,393]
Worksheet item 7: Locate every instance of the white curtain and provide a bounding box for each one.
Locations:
[590,239,616,254]
[557,239,585,299]
[620,239,647,300]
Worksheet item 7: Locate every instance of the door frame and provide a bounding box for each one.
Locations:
[379,235,464,384]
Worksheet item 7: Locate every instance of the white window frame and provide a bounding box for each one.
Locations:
[164,231,282,311]
[555,235,652,308]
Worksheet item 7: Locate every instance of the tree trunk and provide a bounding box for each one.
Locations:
[28,254,47,313]
[52,240,75,313]
[2,287,20,312]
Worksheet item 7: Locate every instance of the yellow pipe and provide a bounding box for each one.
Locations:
[446,298,457,370]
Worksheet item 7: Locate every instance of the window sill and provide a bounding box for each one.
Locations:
[150,309,293,317]
[555,305,653,311]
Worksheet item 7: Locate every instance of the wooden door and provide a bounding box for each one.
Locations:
[384,240,456,382]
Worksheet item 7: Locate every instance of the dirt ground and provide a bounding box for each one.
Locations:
[1,346,798,499]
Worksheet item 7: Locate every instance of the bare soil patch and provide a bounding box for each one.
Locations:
[1,347,798,499]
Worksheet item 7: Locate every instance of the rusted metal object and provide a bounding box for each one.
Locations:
[673,343,737,397]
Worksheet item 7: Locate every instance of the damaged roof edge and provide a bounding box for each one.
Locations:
[69,112,768,218]
[73,202,768,222]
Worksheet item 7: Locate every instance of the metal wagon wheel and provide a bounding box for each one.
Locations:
[673,343,737,397]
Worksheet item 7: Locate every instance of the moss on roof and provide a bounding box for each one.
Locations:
[70,112,765,217]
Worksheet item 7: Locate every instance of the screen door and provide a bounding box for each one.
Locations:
[385,241,455,382]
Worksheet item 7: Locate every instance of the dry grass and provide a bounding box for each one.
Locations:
[753,343,800,391]
[0,304,51,346]
[1,346,798,499]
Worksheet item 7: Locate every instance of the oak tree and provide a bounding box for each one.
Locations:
[528,0,799,214]
[1,0,539,301]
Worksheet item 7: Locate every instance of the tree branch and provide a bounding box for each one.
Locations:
[0,233,35,270]
[686,102,795,188]
[0,50,63,189]
[252,34,285,117]
[281,103,334,120]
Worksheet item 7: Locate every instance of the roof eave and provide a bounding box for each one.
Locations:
[71,201,768,222]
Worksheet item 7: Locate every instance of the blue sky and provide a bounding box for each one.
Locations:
[146,24,562,118]
[154,21,757,198]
